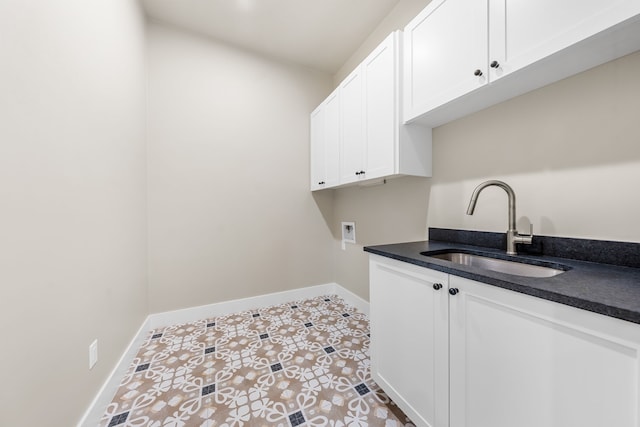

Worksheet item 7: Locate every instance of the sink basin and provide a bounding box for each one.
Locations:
[423,251,567,278]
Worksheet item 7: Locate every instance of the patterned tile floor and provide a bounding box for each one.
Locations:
[99,295,415,427]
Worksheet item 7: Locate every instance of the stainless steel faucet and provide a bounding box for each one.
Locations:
[466,180,533,255]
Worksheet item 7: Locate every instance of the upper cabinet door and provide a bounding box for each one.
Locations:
[403,0,488,121]
[363,32,397,180]
[339,66,365,185]
[309,106,325,191]
[489,0,640,81]
[323,89,340,188]
[310,89,340,191]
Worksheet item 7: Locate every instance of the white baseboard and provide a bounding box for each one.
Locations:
[78,282,368,427]
[334,283,370,317]
[77,316,151,427]
[148,283,337,329]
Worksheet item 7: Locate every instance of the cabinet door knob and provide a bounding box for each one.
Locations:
[355,171,360,176]
[490,60,500,68]
[474,69,483,76]
[360,170,365,175]
[318,181,324,185]
[449,288,459,296]
[433,283,443,291]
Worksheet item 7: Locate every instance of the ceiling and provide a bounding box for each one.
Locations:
[140,0,401,74]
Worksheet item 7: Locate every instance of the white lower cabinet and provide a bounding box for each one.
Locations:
[370,256,449,427]
[369,254,640,427]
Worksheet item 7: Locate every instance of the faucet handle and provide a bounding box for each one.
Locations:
[513,224,534,247]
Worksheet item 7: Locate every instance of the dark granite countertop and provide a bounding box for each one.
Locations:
[364,238,640,325]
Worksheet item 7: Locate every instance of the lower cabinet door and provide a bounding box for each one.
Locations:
[369,256,449,427]
[449,275,640,427]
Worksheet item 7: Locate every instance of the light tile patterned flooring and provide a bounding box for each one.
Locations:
[99,295,415,427]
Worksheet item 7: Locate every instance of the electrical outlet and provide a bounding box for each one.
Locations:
[89,339,98,369]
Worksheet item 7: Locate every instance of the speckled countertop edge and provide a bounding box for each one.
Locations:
[364,240,640,325]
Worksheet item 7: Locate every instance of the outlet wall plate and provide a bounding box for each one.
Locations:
[89,339,98,370]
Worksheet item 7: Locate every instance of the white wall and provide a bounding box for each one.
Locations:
[0,0,147,425]
[146,23,336,313]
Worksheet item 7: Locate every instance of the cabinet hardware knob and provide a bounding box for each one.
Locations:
[318,181,324,185]
[355,171,360,176]
[474,69,483,76]
[433,283,443,291]
[360,170,365,174]
[449,288,459,296]
[490,60,500,68]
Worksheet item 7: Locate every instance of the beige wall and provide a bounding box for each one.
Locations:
[430,51,640,241]
[332,0,640,300]
[334,0,433,84]
[0,0,148,425]
[146,23,336,313]
[333,177,431,298]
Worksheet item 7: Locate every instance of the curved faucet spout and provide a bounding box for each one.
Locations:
[466,180,532,255]
[466,180,516,230]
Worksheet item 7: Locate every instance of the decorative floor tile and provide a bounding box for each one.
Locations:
[99,295,415,426]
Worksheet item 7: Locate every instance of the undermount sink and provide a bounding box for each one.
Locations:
[422,250,567,278]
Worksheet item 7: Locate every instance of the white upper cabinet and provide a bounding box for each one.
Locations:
[311,31,432,191]
[403,0,488,119]
[358,32,432,185]
[490,0,640,81]
[309,106,325,191]
[404,0,640,126]
[342,32,402,185]
[310,88,340,191]
[362,33,399,181]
